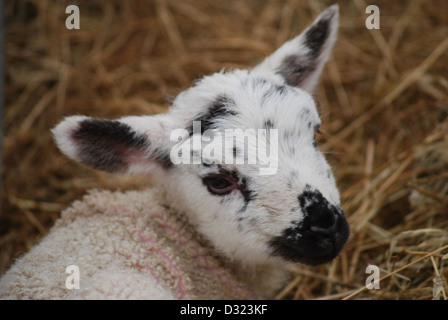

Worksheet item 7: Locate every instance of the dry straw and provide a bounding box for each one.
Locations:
[2,0,448,299]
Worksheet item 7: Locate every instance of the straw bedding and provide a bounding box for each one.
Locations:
[2,0,448,299]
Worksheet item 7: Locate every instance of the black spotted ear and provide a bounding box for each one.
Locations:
[252,5,339,93]
[52,115,173,173]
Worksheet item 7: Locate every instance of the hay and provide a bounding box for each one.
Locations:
[2,0,448,300]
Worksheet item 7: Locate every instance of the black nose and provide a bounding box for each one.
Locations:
[309,212,339,236]
[270,187,350,266]
[270,188,350,265]
[298,187,341,236]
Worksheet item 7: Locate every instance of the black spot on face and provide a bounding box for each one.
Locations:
[261,81,289,102]
[287,170,299,189]
[188,95,237,135]
[239,176,256,209]
[237,216,246,232]
[252,78,268,87]
[264,119,274,130]
[233,146,239,158]
[300,108,311,120]
[274,84,288,94]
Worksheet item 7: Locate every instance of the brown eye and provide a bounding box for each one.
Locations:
[203,176,237,195]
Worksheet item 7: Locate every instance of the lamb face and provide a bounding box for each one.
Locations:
[52,5,349,267]
[165,70,349,266]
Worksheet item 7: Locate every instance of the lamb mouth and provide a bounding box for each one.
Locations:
[269,236,341,266]
[268,221,349,266]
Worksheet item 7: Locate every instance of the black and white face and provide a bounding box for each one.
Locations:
[52,5,349,267]
[163,68,349,266]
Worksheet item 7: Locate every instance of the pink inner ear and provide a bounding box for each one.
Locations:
[125,147,151,166]
[123,145,173,171]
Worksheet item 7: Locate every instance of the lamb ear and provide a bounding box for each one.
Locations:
[252,5,339,93]
[52,115,174,173]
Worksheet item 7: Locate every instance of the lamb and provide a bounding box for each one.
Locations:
[0,5,349,300]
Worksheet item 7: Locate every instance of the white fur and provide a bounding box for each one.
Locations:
[51,115,88,163]
[0,6,346,300]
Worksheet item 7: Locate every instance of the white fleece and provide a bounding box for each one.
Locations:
[0,188,266,300]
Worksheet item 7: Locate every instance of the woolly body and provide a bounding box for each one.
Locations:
[0,188,282,299]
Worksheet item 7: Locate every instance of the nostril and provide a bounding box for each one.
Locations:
[298,187,344,236]
[310,214,338,235]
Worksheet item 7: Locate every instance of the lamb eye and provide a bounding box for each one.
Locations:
[203,176,237,195]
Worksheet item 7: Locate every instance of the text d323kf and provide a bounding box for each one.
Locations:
[180,304,268,317]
